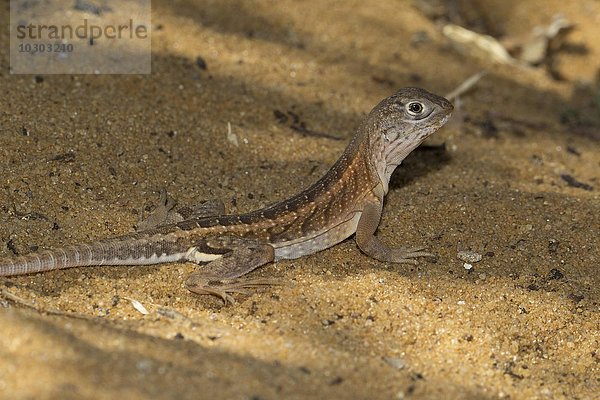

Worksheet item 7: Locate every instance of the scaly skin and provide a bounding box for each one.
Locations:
[0,87,453,303]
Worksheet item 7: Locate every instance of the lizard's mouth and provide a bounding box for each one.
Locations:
[416,112,451,140]
[439,113,452,125]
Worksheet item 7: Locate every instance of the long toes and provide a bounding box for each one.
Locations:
[388,248,436,264]
[396,258,419,265]
[404,251,435,258]
[187,284,236,305]
[186,277,280,303]
[235,278,282,288]
[398,246,428,253]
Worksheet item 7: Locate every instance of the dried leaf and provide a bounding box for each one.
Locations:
[226,122,239,147]
[443,24,520,66]
[125,297,150,315]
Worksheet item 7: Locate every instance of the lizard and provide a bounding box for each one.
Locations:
[0,87,453,303]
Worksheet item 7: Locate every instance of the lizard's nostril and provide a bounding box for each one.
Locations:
[443,98,454,112]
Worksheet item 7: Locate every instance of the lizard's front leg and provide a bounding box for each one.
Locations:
[185,236,276,304]
[355,198,433,264]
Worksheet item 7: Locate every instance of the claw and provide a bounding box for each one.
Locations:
[187,284,236,305]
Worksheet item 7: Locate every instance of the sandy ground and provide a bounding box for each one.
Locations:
[1,0,599,399]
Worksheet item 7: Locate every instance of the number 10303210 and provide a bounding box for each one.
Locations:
[18,43,74,54]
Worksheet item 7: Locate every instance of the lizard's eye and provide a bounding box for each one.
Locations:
[406,101,424,115]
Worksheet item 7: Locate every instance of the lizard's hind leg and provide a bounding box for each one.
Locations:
[137,188,225,231]
[185,236,277,304]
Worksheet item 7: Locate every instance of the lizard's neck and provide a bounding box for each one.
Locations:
[367,123,436,197]
[301,130,381,205]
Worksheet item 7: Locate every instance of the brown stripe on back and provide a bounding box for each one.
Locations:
[168,137,368,239]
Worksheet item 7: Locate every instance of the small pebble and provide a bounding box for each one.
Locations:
[548,268,564,280]
[464,263,473,270]
[195,56,208,70]
[383,357,406,370]
[458,250,482,263]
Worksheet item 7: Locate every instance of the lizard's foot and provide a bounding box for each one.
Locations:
[186,277,281,304]
[386,246,435,264]
[137,188,180,231]
[185,236,276,304]
[356,202,436,265]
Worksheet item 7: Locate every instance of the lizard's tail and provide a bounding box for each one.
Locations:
[0,245,97,276]
[0,238,187,276]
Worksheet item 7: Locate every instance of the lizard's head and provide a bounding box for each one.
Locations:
[365,87,453,189]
